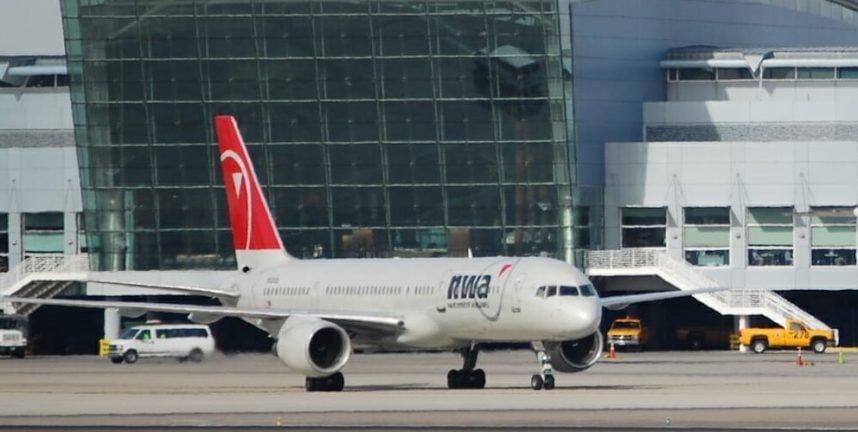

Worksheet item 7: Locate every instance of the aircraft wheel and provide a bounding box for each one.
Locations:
[473,369,486,389]
[543,374,555,390]
[447,369,461,389]
[306,373,345,392]
[530,374,543,391]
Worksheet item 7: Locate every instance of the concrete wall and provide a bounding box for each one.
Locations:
[570,0,858,187]
[0,0,65,56]
[0,89,73,132]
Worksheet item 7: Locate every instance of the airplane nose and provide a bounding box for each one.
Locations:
[574,300,602,332]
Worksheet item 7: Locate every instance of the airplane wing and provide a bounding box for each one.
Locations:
[0,296,404,335]
[86,279,239,299]
[599,286,727,310]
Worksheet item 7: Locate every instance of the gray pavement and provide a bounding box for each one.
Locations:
[0,349,856,430]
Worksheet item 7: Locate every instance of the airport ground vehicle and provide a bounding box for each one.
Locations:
[606,317,648,350]
[0,314,27,358]
[108,323,215,364]
[738,319,836,354]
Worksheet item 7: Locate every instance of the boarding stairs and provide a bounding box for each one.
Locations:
[586,249,832,332]
[0,254,89,315]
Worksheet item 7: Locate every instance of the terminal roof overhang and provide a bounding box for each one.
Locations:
[660,46,858,74]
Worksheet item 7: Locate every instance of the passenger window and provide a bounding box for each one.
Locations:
[579,284,596,297]
[156,330,168,339]
[535,286,545,297]
[559,286,579,296]
[790,322,803,331]
[137,330,151,341]
[546,286,557,297]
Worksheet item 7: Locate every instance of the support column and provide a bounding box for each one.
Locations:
[104,307,120,340]
[735,315,749,353]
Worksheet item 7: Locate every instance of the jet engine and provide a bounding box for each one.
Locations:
[275,317,351,378]
[546,331,603,373]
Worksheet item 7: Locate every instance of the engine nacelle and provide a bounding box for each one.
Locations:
[547,331,603,373]
[275,317,351,378]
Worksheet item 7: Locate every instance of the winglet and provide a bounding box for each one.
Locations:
[215,115,293,270]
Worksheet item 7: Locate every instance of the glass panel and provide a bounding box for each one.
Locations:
[392,229,448,257]
[269,187,328,228]
[387,144,441,185]
[445,143,498,184]
[678,68,715,80]
[331,188,385,227]
[796,67,834,79]
[811,249,856,266]
[748,207,792,225]
[447,186,501,226]
[810,207,856,225]
[748,249,793,266]
[389,187,444,227]
[269,145,325,186]
[717,68,753,80]
[622,207,666,226]
[24,213,64,230]
[685,207,729,225]
[23,234,65,253]
[763,67,795,79]
[622,228,666,248]
[811,226,856,247]
[838,67,858,79]
[685,226,729,248]
[685,250,729,266]
[748,226,793,246]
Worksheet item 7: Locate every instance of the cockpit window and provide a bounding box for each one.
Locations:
[579,284,596,297]
[535,286,545,297]
[546,285,557,297]
[559,286,579,296]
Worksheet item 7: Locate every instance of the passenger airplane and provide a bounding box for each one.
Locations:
[2,116,723,391]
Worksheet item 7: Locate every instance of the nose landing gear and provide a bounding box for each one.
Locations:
[530,342,555,390]
[447,344,486,389]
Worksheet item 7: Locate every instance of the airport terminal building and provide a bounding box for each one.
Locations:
[5,0,858,352]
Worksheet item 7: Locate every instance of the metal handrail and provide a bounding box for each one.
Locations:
[1,254,89,297]
[586,249,832,330]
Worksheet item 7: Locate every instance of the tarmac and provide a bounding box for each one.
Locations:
[0,349,856,431]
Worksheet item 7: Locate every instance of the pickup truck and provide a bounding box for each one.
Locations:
[606,317,649,350]
[738,319,836,354]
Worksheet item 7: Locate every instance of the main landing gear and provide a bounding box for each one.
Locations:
[447,344,486,389]
[305,372,345,392]
[530,342,555,391]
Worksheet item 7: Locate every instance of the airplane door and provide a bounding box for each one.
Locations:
[436,273,449,313]
[512,273,525,313]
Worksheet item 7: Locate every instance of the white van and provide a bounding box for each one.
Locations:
[108,323,215,364]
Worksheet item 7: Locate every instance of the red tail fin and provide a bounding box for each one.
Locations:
[215,115,292,270]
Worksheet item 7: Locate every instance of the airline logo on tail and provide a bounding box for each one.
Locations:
[215,116,284,252]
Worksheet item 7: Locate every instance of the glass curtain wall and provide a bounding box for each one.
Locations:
[62,1,572,270]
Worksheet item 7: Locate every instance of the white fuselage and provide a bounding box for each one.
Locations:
[228,256,602,349]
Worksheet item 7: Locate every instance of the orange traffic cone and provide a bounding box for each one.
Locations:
[607,342,617,359]
[795,347,804,366]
